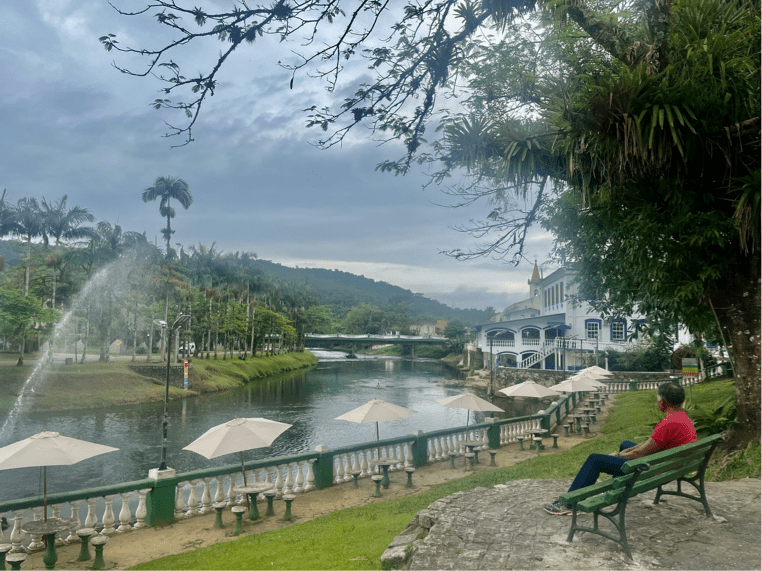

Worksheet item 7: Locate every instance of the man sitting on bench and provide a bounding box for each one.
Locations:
[544,382,697,515]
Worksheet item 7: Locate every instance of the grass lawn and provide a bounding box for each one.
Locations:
[0,352,317,413]
[130,378,759,570]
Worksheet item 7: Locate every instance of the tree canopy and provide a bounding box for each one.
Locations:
[102,0,760,445]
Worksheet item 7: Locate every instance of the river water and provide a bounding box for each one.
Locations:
[0,351,546,501]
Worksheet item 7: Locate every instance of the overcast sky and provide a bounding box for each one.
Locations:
[1,1,557,311]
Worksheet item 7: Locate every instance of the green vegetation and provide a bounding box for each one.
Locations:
[130,379,757,570]
[0,352,317,413]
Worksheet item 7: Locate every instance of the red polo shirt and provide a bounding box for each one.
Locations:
[650,410,697,450]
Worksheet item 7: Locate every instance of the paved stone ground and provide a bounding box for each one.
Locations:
[383,477,761,570]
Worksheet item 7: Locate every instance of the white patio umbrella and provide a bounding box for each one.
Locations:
[336,399,416,458]
[438,393,504,441]
[183,417,292,490]
[549,376,604,393]
[498,381,562,399]
[0,430,118,521]
[567,370,608,388]
[580,365,614,378]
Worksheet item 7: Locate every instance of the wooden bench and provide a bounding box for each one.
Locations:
[559,433,725,559]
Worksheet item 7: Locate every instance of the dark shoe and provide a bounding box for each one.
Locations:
[543,501,572,515]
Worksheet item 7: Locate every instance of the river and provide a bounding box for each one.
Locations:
[0,351,547,501]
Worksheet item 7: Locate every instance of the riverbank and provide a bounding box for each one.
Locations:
[0,351,317,413]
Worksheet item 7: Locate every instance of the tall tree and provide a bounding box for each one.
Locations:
[141,176,193,256]
[104,0,760,445]
[39,195,96,247]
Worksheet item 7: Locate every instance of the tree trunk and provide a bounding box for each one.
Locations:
[708,252,761,449]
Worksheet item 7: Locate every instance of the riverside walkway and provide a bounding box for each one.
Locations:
[18,418,760,570]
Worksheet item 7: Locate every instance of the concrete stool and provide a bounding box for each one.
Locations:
[582,424,590,436]
[232,506,246,535]
[563,425,570,437]
[76,528,96,561]
[590,413,597,423]
[0,544,12,569]
[371,475,383,497]
[5,552,26,571]
[487,449,497,467]
[517,437,525,451]
[89,534,109,570]
[263,490,277,517]
[567,421,575,434]
[350,470,362,488]
[448,452,457,469]
[532,437,543,451]
[464,453,475,471]
[551,434,559,448]
[213,501,227,528]
[472,449,480,464]
[405,467,415,488]
[282,494,296,522]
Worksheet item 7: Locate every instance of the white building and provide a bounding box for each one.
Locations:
[474,263,645,370]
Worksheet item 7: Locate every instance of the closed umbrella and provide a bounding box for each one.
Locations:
[438,393,504,441]
[183,417,292,490]
[0,430,118,521]
[336,399,416,459]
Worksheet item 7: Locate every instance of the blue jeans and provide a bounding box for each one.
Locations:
[567,440,637,493]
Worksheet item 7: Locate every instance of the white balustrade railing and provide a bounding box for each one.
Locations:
[332,442,413,483]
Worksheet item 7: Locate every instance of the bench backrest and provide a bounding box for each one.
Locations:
[561,433,724,509]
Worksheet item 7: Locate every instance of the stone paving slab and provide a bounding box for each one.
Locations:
[383,477,761,570]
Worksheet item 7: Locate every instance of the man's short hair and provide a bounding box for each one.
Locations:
[658,382,686,406]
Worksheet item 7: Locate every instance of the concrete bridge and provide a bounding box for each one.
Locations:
[304,333,448,358]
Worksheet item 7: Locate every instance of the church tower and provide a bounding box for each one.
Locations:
[528,260,541,300]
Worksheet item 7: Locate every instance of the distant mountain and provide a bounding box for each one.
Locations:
[252,259,491,325]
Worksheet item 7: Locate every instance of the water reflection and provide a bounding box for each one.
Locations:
[0,357,553,500]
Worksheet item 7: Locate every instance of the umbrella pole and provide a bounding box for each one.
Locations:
[240,452,250,510]
[376,422,380,468]
[43,466,47,522]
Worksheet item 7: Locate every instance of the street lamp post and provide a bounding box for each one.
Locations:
[155,314,191,471]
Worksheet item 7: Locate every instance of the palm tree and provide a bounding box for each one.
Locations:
[14,197,44,297]
[141,176,193,257]
[0,189,18,239]
[40,195,95,246]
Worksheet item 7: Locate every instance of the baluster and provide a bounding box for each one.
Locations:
[405,442,413,467]
[134,489,150,529]
[51,504,66,545]
[426,439,434,462]
[335,454,346,483]
[305,459,316,492]
[186,480,200,516]
[389,445,399,470]
[9,510,24,553]
[199,478,213,514]
[264,467,274,489]
[274,464,285,498]
[481,428,489,450]
[85,498,98,531]
[28,506,44,550]
[360,450,369,477]
[226,475,236,507]
[213,477,225,505]
[117,492,133,532]
[348,452,358,477]
[67,500,82,542]
[434,437,443,461]
[344,453,354,481]
[102,495,117,535]
[444,435,453,459]
[174,482,186,519]
[294,461,305,493]
[284,463,295,495]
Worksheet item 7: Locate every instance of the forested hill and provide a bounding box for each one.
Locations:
[252,259,492,325]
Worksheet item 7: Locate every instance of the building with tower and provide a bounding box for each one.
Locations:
[473,262,645,370]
